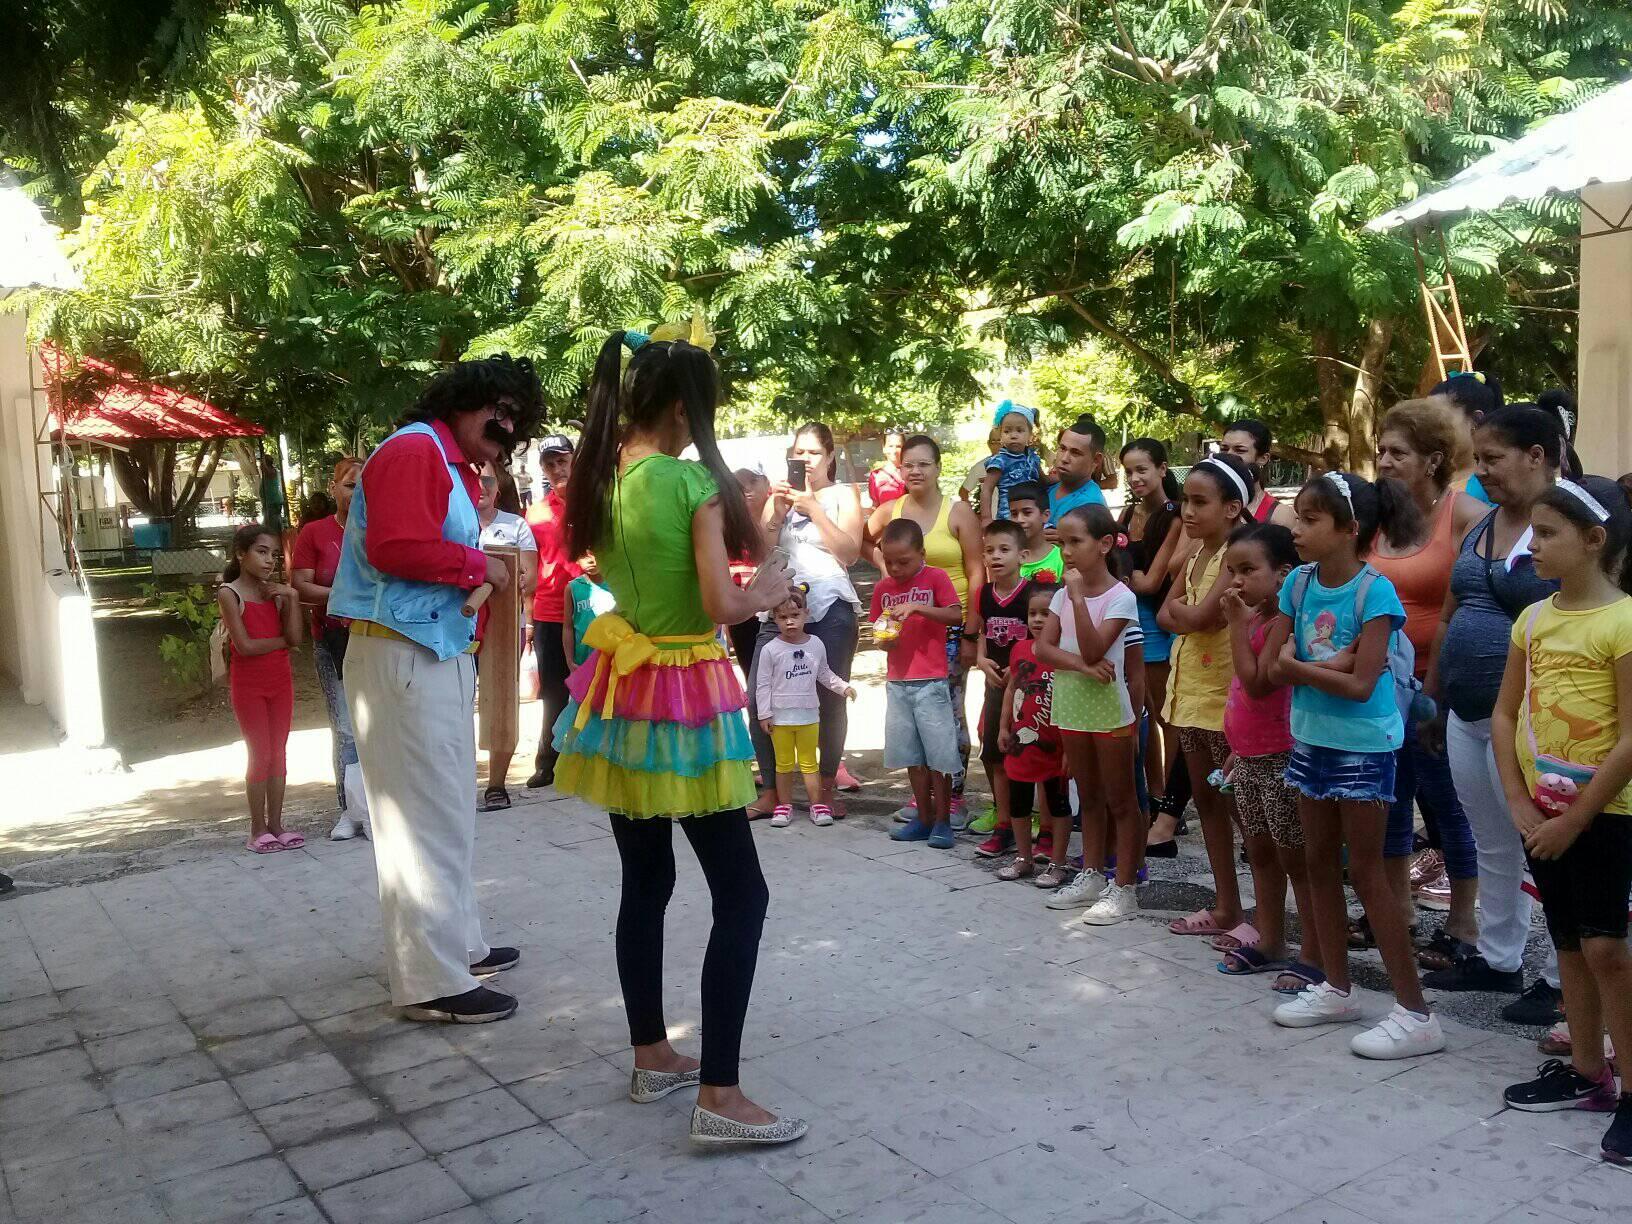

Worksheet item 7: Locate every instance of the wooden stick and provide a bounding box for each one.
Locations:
[462,583,494,617]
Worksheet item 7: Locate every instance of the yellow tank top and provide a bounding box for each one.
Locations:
[1162,545,1233,732]
[892,494,968,606]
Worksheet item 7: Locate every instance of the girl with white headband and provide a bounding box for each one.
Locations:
[1158,452,1257,939]
[1264,469,1442,1060]
[1491,473,1632,1154]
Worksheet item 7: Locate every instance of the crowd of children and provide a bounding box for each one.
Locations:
[858,412,1632,1162]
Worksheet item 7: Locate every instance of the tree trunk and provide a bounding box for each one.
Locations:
[109,441,226,544]
[1314,319,1393,475]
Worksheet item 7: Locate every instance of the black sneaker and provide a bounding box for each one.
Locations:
[1504,1060,1619,1113]
[526,769,554,789]
[471,947,520,977]
[403,986,517,1024]
[1421,954,1524,994]
[1501,980,1564,1027]
[1604,1095,1632,1164]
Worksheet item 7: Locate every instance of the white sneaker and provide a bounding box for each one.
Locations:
[1082,882,1138,926]
[329,815,360,841]
[770,806,792,828]
[1272,981,1364,1029]
[1350,1005,1446,1060]
[1045,870,1106,911]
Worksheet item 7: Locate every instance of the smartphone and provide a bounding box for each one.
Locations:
[786,459,807,491]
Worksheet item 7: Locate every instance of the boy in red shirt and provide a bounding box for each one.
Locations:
[871,518,964,848]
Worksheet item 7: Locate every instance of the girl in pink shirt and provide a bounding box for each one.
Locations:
[1219,522,1322,993]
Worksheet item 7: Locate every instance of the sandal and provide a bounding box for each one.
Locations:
[480,786,511,812]
[246,833,284,855]
[1210,923,1262,953]
[996,856,1034,882]
[1273,962,1326,995]
[1169,909,1227,937]
[274,830,305,849]
[1217,946,1286,976]
[1034,864,1070,890]
[1416,931,1476,972]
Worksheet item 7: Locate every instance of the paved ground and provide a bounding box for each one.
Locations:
[2,787,1628,1224]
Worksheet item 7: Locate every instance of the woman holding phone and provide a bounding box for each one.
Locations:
[746,423,865,816]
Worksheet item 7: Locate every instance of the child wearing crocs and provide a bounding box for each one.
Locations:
[1036,504,1142,924]
[218,522,304,854]
[1266,472,1443,1060]
[755,587,857,827]
[872,518,964,848]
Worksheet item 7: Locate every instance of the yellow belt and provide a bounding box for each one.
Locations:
[573,613,719,729]
[349,620,479,655]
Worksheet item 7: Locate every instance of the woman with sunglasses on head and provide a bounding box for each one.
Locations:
[475,460,539,811]
[329,356,545,1025]
[553,328,805,1146]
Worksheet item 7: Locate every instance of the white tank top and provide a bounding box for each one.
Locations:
[775,485,861,621]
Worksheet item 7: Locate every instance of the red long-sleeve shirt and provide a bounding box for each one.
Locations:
[363,419,487,590]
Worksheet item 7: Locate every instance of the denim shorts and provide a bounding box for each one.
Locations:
[885,679,962,776]
[1137,599,1172,664]
[1286,741,1396,804]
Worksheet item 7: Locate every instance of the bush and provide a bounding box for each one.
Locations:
[143,582,219,693]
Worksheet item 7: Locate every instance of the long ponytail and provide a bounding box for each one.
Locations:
[564,331,757,560]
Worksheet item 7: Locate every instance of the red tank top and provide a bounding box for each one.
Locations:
[1366,493,1459,675]
[1252,492,1280,523]
[229,594,292,691]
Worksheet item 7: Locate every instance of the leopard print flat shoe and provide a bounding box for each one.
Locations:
[688,1105,809,1146]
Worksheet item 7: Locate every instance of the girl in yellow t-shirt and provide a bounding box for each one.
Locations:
[1157,452,1255,938]
[1492,475,1632,1146]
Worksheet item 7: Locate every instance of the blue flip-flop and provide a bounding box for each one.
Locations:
[1271,960,1327,995]
[1216,946,1287,976]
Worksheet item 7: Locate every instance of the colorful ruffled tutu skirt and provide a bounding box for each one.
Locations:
[552,613,756,819]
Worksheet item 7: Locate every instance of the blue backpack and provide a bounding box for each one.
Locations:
[1288,564,1421,725]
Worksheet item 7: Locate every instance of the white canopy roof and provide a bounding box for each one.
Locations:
[1370,78,1632,232]
[0,178,78,291]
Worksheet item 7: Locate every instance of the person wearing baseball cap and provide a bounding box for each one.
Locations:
[526,432,579,788]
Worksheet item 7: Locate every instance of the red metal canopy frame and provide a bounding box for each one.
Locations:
[41,347,263,443]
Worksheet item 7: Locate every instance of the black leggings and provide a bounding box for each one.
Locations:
[1010,777,1071,822]
[610,810,769,1087]
[533,619,570,776]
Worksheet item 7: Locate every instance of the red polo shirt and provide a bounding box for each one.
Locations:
[527,491,580,623]
[362,419,487,590]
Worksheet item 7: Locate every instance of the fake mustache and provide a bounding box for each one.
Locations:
[484,419,518,452]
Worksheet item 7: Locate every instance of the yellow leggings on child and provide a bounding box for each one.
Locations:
[770,722,820,776]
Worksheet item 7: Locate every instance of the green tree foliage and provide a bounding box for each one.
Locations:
[10,1,1629,463]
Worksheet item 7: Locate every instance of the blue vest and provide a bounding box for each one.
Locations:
[330,422,481,661]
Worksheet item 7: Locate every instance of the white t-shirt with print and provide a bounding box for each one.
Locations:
[1049,581,1139,725]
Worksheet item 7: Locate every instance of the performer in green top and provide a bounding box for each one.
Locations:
[554,327,805,1147]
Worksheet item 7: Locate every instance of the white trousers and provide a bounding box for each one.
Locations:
[1445,713,1558,986]
[346,635,489,1006]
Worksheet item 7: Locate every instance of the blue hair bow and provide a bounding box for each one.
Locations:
[622,330,651,352]
[992,399,1037,429]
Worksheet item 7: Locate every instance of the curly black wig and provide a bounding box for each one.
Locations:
[402,354,546,457]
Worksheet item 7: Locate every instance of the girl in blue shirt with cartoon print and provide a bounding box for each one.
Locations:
[1266,472,1447,1062]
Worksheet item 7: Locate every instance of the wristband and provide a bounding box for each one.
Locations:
[960,631,978,642]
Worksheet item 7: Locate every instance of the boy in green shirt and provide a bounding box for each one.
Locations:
[1009,482,1062,582]
[563,555,617,667]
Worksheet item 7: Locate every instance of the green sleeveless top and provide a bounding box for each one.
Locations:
[597,455,719,637]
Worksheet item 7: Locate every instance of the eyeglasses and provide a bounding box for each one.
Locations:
[480,477,499,489]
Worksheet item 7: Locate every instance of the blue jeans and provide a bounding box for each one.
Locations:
[1386,720,1478,877]
[314,631,358,809]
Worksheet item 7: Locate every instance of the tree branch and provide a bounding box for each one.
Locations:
[1054,291,1203,417]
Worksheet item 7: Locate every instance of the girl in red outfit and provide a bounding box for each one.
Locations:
[218,523,304,853]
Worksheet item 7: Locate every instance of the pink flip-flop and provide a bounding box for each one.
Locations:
[1168,909,1226,936]
[246,833,284,854]
[275,830,306,849]
[1210,923,1262,952]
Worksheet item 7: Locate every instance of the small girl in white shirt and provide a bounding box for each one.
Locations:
[756,587,857,826]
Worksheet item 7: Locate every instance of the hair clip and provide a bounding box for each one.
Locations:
[647,307,716,353]
[992,400,1038,429]
[622,330,650,352]
[1199,456,1249,505]
[1324,471,1355,510]
[1555,479,1611,522]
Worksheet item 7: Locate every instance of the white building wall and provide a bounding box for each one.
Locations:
[0,309,106,746]
[1575,180,1632,480]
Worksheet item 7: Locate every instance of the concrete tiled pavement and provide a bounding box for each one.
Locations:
[2,791,1628,1224]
